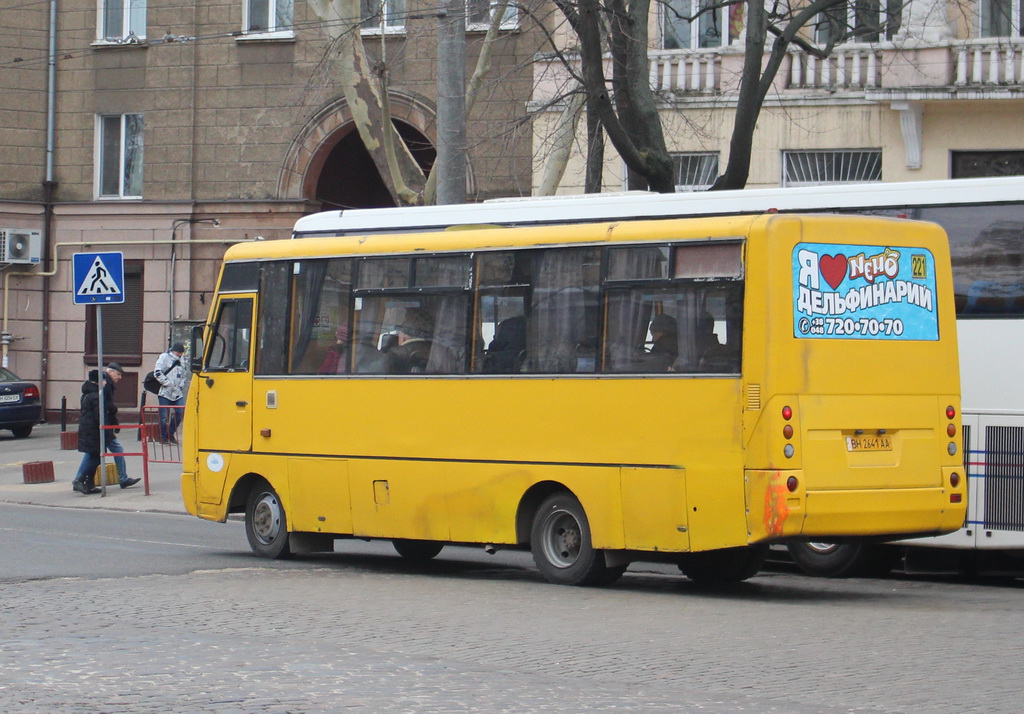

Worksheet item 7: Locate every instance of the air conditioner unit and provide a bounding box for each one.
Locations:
[0,229,42,265]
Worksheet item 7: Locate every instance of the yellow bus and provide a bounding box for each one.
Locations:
[181,206,967,586]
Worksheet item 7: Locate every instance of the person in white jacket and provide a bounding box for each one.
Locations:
[154,342,187,444]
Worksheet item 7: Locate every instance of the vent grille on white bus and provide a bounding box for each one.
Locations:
[983,426,1024,532]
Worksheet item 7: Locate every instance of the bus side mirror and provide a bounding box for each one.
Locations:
[190,323,205,372]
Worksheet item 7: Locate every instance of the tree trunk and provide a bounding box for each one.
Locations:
[538,91,586,196]
[309,0,425,205]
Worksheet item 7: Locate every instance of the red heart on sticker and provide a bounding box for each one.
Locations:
[819,254,848,290]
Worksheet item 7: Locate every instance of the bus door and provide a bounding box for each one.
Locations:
[198,295,255,455]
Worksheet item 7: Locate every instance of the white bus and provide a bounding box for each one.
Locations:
[297,175,1024,577]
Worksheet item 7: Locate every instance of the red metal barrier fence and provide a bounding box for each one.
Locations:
[96,405,183,496]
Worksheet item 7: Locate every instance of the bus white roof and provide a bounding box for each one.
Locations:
[292,176,1024,236]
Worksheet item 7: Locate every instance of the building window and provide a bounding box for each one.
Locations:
[672,152,719,191]
[97,114,143,199]
[952,150,1024,178]
[100,0,146,42]
[246,0,293,33]
[782,150,882,187]
[361,0,405,31]
[979,0,1021,36]
[663,0,732,49]
[467,0,517,29]
[814,0,901,43]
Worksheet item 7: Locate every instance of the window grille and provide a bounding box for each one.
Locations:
[782,150,881,187]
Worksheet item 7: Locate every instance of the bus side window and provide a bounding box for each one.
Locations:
[206,298,253,372]
[523,247,600,374]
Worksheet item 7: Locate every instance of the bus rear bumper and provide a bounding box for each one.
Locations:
[745,468,967,542]
[800,485,966,539]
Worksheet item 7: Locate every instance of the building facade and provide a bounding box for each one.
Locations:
[531,0,1024,192]
[0,0,542,419]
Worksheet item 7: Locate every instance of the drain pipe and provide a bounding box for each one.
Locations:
[39,0,58,406]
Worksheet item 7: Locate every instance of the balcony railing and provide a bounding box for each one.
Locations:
[787,46,882,90]
[534,37,1024,108]
[955,40,1024,85]
[648,49,720,93]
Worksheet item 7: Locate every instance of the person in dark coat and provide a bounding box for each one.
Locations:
[72,370,104,494]
[71,364,140,494]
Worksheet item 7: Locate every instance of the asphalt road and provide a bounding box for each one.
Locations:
[4,500,1024,712]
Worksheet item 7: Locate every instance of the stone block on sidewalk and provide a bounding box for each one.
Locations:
[23,461,55,484]
[60,430,78,450]
[95,463,118,486]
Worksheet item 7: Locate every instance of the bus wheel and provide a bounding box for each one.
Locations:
[245,483,291,559]
[677,545,768,584]
[530,492,609,586]
[786,541,898,578]
[393,539,444,561]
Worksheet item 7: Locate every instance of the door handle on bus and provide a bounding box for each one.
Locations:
[236,400,249,407]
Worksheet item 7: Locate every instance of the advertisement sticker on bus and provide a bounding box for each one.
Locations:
[793,243,938,340]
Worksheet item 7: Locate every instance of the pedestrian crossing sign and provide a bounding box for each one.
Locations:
[73,252,125,305]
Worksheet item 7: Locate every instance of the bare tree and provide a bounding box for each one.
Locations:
[551,0,894,193]
[554,0,675,191]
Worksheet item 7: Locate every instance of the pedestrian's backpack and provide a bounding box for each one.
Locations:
[143,357,180,395]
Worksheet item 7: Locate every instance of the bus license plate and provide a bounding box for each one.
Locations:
[846,435,892,452]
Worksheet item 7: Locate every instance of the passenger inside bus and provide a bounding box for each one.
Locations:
[318,324,350,374]
[388,308,435,374]
[484,315,527,373]
[647,313,678,371]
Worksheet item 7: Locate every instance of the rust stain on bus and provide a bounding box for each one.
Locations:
[763,471,790,537]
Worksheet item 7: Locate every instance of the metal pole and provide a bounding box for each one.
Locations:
[436,0,467,205]
[96,306,106,496]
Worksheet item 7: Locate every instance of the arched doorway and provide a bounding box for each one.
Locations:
[314,121,436,209]
[277,92,441,210]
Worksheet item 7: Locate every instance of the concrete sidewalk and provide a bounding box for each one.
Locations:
[0,423,187,514]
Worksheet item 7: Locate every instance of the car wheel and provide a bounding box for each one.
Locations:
[245,481,291,559]
[530,492,611,586]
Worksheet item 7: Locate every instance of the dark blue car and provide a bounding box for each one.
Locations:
[0,367,42,438]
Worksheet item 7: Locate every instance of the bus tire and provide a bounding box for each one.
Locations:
[393,539,444,561]
[530,492,609,586]
[245,482,291,559]
[677,545,768,584]
[786,541,899,578]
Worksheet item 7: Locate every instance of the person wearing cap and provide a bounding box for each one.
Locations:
[71,364,139,493]
[387,307,435,374]
[154,342,188,444]
[647,313,678,371]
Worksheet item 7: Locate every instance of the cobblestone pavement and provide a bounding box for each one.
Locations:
[2,560,1022,713]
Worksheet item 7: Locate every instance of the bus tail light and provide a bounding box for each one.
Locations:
[947,423,956,437]
[951,493,963,503]
[946,405,956,419]
[950,472,960,488]
[782,405,792,420]
[786,476,798,492]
